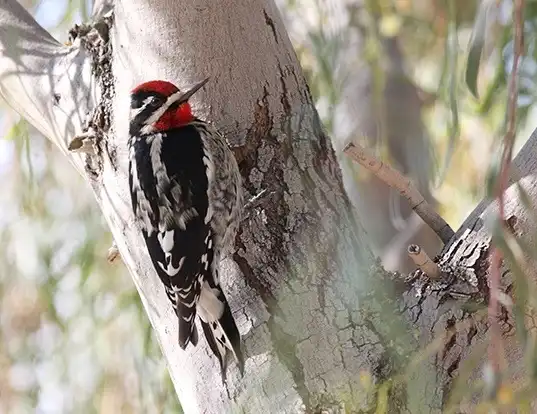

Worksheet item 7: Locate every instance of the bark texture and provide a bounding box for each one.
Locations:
[398,129,537,412]
[1,0,383,412]
[1,0,536,413]
[110,1,382,412]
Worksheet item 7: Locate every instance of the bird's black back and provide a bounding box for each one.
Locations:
[128,125,211,341]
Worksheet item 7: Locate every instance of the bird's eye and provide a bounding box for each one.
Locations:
[149,96,164,108]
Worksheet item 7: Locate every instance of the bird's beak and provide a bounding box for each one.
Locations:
[174,77,210,104]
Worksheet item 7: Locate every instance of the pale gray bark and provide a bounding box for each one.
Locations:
[1,0,536,413]
[110,1,377,412]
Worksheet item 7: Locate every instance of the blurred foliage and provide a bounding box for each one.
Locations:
[2,0,537,412]
[281,0,537,227]
[0,1,183,413]
[0,107,183,412]
[0,118,183,413]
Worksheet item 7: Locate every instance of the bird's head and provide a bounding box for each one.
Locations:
[129,78,209,135]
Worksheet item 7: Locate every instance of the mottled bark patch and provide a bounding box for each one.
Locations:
[68,12,116,179]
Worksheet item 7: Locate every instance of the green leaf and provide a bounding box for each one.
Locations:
[484,150,502,200]
[4,118,28,142]
[465,0,494,99]
[436,0,460,186]
[375,379,392,414]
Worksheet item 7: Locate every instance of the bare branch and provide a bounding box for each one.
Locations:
[344,142,455,244]
[407,244,440,279]
[381,213,425,271]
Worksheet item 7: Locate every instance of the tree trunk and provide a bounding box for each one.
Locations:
[1,0,536,413]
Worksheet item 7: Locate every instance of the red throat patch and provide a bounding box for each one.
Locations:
[175,102,194,126]
[153,102,194,131]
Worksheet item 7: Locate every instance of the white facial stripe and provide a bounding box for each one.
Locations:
[130,106,145,120]
[143,90,185,127]
[167,90,185,105]
[130,96,156,120]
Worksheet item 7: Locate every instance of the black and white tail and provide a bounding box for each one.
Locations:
[163,280,201,349]
[198,281,244,377]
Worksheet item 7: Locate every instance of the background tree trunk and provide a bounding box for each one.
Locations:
[1,0,536,412]
[332,35,442,274]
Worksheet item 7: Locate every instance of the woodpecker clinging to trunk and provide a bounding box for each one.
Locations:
[127,78,244,376]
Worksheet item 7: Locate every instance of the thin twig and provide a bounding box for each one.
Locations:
[488,0,524,383]
[407,244,440,279]
[344,142,455,244]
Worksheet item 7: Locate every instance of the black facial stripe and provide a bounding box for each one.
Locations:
[130,91,166,109]
[130,105,156,132]
[129,91,172,135]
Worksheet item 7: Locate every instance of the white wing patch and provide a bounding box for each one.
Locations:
[197,281,224,323]
[202,153,215,224]
[201,253,209,271]
[157,229,174,253]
